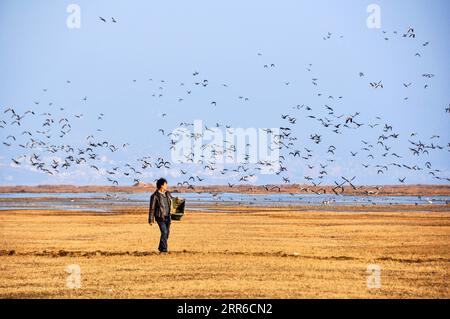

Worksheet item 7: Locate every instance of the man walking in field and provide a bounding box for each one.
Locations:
[148,178,173,253]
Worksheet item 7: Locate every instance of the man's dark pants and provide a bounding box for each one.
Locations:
[156,217,171,252]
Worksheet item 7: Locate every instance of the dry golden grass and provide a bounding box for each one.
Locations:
[1,205,449,298]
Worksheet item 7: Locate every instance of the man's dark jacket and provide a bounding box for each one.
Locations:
[148,190,173,224]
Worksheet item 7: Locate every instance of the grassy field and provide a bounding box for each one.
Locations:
[1,205,449,298]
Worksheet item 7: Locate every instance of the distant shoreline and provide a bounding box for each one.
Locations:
[0,184,449,196]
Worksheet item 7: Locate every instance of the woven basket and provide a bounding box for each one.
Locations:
[170,197,185,221]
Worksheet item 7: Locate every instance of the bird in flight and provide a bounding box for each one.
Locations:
[370,81,383,88]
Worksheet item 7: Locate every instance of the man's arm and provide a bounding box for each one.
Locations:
[148,194,156,224]
[167,191,173,212]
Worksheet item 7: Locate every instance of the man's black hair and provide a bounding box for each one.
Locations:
[156,178,167,190]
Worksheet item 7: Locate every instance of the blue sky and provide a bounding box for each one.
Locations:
[0,0,449,186]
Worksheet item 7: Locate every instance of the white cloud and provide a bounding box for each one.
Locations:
[100,155,115,164]
[3,175,14,181]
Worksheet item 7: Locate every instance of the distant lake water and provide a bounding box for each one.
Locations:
[0,192,449,212]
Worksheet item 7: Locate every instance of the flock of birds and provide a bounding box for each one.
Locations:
[99,16,117,23]
[1,22,449,195]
